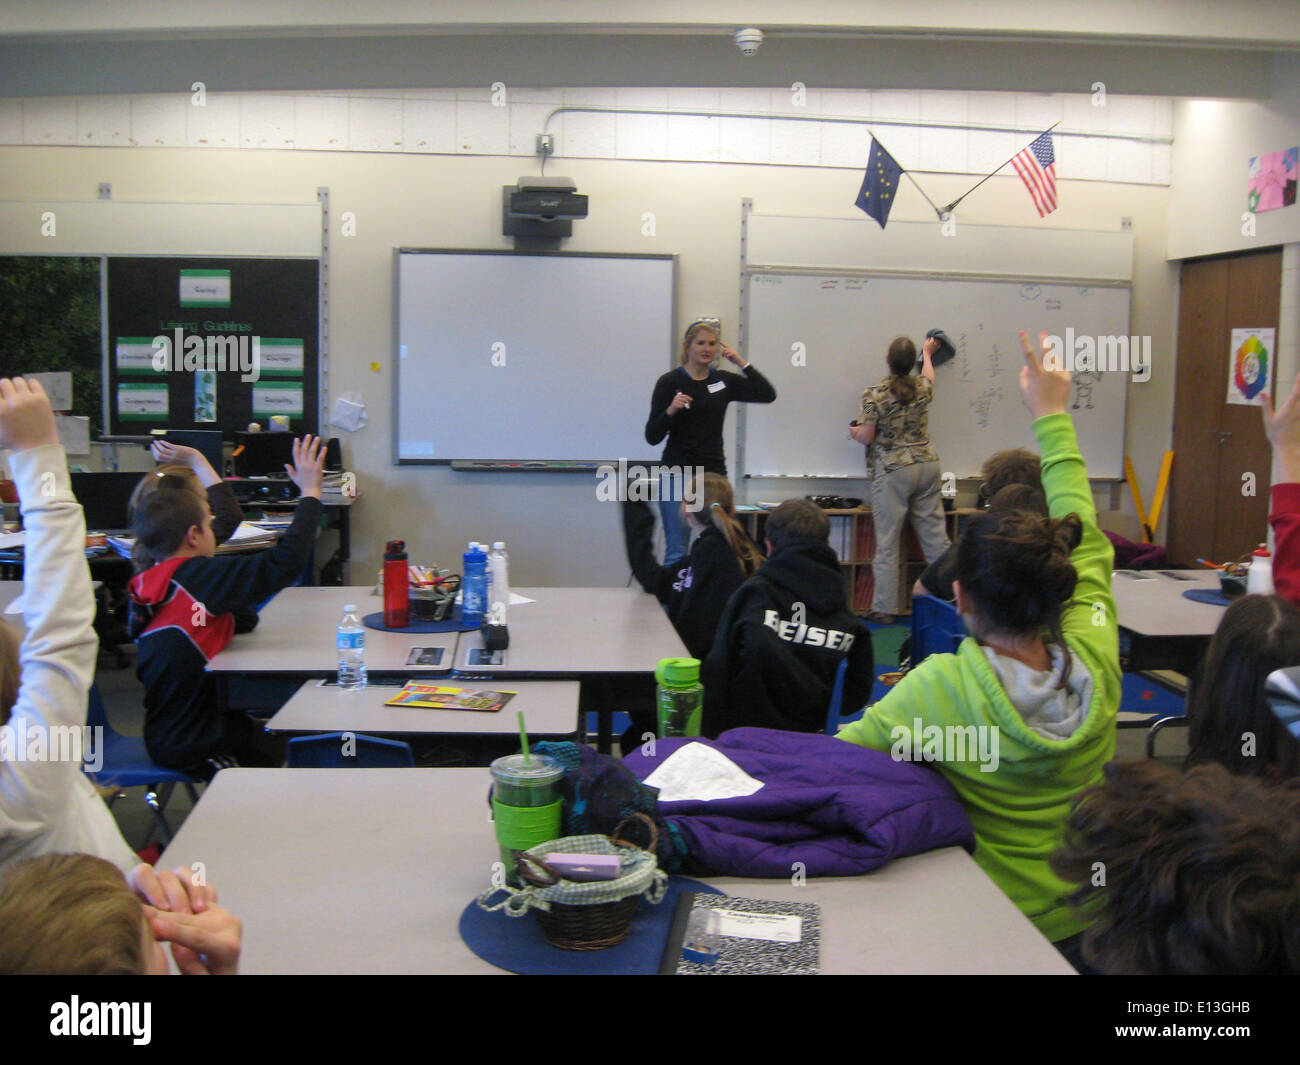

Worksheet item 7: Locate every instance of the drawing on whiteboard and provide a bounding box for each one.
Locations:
[958,332,973,382]
[821,279,839,289]
[969,386,1004,428]
[987,343,1005,380]
[1071,370,1102,411]
[1020,285,1042,301]
[1045,299,1062,311]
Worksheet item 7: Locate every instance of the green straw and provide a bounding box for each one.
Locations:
[518,711,531,765]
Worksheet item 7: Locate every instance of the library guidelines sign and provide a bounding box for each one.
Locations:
[106,257,320,436]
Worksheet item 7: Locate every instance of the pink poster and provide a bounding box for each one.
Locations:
[1248,147,1298,213]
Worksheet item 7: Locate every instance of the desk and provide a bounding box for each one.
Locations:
[1112,569,1225,673]
[266,678,582,738]
[159,767,1074,975]
[206,585,460,675]
[456,587,687,752]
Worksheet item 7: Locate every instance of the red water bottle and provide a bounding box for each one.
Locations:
[383,539,409,628]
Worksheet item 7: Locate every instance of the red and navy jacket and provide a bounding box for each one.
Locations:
[127,498,321,769]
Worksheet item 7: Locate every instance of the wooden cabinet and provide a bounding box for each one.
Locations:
[738,505,979,615]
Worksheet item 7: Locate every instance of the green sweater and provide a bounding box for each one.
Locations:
[838,413,1119,942]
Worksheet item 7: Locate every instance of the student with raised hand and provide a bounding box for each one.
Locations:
[128,434,325,780]
[645,321,777,565]
[0,853,242,975]
[622,472,764,660]
[129,437,244,547]
[837,331,1121,953]
[1262,371,1300,604]
[0,377,138,875]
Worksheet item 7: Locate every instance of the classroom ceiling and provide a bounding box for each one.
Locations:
[2,1,1298,100]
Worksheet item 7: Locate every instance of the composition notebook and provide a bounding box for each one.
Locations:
[660,893,821,975]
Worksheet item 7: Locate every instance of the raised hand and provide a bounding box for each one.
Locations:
[0,377,59,453]
[1262,373,1300,483]
[284,434,326,499]
[720,345,747,368]
[1018,330,1072,420]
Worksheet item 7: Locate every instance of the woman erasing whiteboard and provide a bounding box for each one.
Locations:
[644,321,777,564]
[850,335,950,623]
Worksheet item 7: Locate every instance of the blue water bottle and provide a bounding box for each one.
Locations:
[462,542,488,627]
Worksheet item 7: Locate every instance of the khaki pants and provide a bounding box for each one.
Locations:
[870,460,950,614]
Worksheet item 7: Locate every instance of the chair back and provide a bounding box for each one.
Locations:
[824,620,873,735]
[286,732,415,768]
[910,595,967,666]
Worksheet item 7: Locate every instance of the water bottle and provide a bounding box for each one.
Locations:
[336,604,367,690]
[1248,544,1274,595]
[488,541,510,626]
[655,657,703,738]
[462,542,488,627]
[383,539,410,628]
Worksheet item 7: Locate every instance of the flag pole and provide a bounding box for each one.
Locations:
[940,121,1061,214]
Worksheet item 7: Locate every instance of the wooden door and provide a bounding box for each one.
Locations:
[1168,248,1282,564]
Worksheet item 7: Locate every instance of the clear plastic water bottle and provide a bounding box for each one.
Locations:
[336,603,367,690]
[488,541,510,626]
[463,542,488,627]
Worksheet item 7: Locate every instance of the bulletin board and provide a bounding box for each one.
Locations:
[105,256,320,437]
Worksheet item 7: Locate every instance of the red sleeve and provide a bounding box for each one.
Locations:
[1270,483,1300,605]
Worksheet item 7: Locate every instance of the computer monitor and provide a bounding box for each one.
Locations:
[70,472,145,531]
[233,433,342,477]
[154,429,224,473]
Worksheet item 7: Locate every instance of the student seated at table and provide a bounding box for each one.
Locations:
[1183,595,1300,780]
[837,331,1121,952]
[0,377,138,875]
[701,498,875,737]
[622,472,764,660]
[1052,760,1300,974]
[127,435,325,781]
[0,853,241,974]
[129,437,245,548]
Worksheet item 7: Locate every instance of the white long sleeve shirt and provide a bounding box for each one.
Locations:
[0,444,137,875]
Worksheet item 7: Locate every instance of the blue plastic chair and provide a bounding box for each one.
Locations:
[285,732,414,768]
[824,621,873,735]
[85,682,201,846]
[910,595,967,666]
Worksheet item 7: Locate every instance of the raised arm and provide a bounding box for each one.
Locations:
[721,348,777,403]
[1263,374,1300,604]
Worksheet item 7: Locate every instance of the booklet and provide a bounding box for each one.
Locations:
[382,682,516,712]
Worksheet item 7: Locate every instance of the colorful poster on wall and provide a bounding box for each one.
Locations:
[1248,148,1298,213]
[1227,328,1275,406]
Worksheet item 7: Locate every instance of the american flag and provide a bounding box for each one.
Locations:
[1011,131,1057,217]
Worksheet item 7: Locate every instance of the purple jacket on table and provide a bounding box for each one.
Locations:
[622,728,974,877]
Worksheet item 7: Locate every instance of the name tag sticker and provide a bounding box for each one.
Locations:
[707,380,727,393]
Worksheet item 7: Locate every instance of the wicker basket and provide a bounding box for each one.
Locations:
[477,814,668,951]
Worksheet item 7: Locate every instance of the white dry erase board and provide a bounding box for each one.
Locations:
[738,216,1133,481]
[394,250,676,465]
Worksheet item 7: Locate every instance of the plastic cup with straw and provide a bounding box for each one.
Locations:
[489,710,563,883]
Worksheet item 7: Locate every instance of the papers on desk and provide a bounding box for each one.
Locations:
[224,521,279,546]
[0,531,25,549]
[4,593,23,614]
[666,894,820,975]
[643,743,764,802]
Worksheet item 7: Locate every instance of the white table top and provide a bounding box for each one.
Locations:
[265,678,582,736]
[1110,568,1227,638]
[159,768,1073,975]
[454,587,686,674]
[206,585,459,674]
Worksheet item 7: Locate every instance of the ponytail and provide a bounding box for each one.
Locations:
[698,473,765,578]
[886,336,919,405]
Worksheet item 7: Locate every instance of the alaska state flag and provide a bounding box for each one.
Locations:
[855,139,903,228]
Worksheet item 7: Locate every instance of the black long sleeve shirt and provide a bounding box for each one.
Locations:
[645,364,776,476]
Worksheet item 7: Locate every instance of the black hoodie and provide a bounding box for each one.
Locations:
[702,535,875,737]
